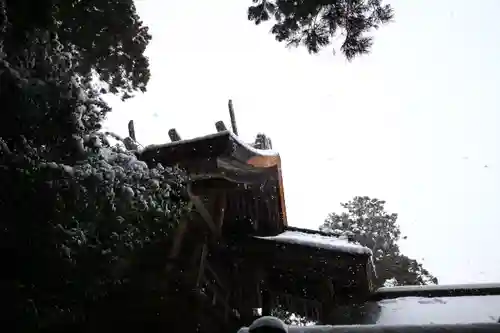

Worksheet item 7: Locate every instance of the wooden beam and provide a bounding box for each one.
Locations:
[168,128,181,142]
[228,99,238,135]
[166,202,194,271]
[187,184,218,236]
[194,245,233,320]
[190,179,240,196]
[261,288,272,316]
[196,244,208,288]
[274,292,321,320]
[191,195,218,235]
[215,121,227,132]
[203,277,233,318]
[168,217,190,260]
[213,193,226,231]
[326,279,335,298]
[128,120,136,141]
[205,261,229,295]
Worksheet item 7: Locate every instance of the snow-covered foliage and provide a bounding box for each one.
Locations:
[320,196,438,288]
[0,130,188,329]
[0,6,187,330]
[383,278,398,288]
[271,306,309,327]
[45,133,188,260]
[0,32,110,163]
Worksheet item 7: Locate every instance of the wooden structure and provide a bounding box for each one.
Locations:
[137,117,375,329]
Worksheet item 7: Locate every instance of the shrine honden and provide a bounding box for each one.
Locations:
[133,101,376,331]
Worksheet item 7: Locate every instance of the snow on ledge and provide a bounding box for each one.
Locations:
[374,295,500,325]
[255,230,372,256]
[377,283,500,294]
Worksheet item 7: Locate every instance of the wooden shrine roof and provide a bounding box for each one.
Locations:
[236,226,373,278]
[138,130,288,235]
[227,226,375,320]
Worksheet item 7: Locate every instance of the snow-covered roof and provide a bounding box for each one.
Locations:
[372,295,500,325]
[144,130,279,158]
[238,294,500,332]
[230,131,279,157]
[255,230,372,256]
[376,283,500,295]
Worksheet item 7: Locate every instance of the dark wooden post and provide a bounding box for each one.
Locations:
[128,120,136,141]
[259,270,272,317]
[261,287,272,317]
[215,121,227,132]
[168,128,181,142]
[228,99,238,136]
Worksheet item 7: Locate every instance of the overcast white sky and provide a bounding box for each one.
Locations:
[103,0,500,285]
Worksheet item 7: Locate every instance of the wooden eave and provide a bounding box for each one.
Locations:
[139,131,278,173]
[138,130,288,234]
[227,229,374,312]
[234,235,371,280]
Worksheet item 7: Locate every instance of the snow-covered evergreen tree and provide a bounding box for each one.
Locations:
[0,2,188,331]
[321,196,438,288]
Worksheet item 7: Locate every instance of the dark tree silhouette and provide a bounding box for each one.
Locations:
[248,0,394,60]
[2,0,151,100]
[0,1,188,331]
